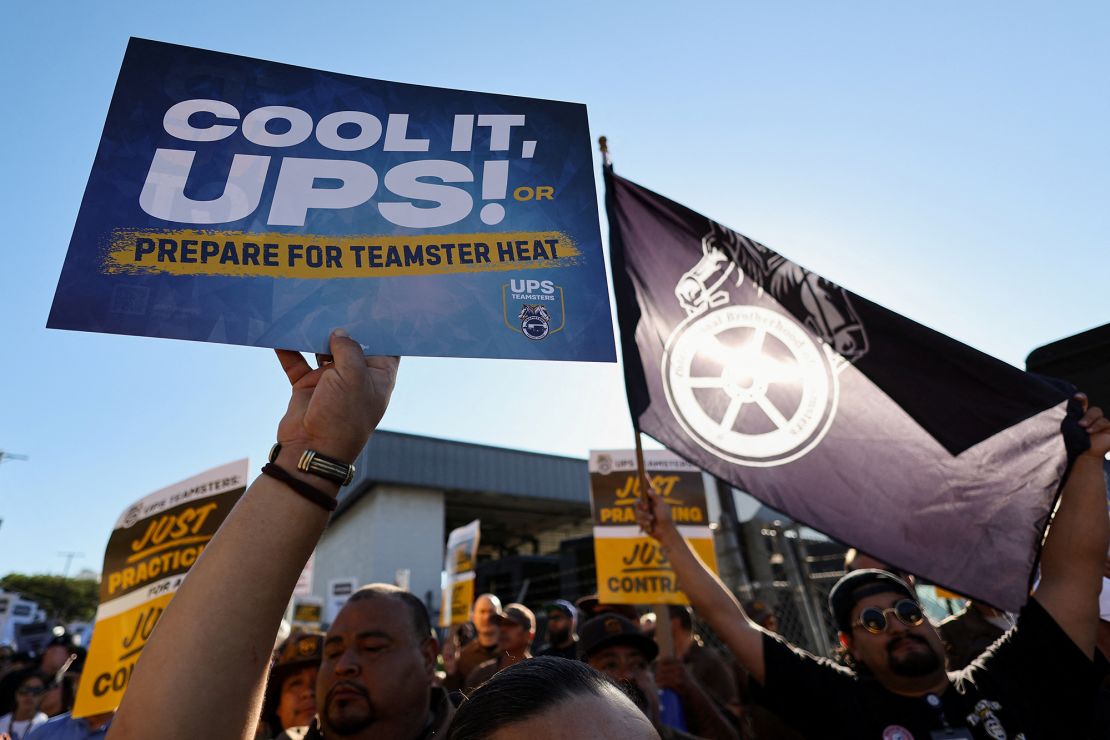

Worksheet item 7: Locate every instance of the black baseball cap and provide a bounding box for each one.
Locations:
[828,569,916,633]
[578,614,658,663]
[542,599,577,620]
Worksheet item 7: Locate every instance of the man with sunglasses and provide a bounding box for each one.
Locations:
[636,398,1110,739]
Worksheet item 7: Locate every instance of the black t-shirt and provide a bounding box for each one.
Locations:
[755,598,1105,739]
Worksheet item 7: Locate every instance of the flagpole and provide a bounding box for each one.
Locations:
[604,132,673,653]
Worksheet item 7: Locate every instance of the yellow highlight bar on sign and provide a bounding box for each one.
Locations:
[103,229,580,279]
[594,536,718,606]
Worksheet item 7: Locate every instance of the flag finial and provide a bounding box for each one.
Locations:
[598,136,611,166]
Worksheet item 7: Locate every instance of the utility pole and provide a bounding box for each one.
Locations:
[712,476,754,602]
[58,552,84,578]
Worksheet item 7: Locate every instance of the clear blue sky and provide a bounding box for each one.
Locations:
[1,1,1105,577]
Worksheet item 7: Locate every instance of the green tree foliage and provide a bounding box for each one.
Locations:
[0,574,99,622]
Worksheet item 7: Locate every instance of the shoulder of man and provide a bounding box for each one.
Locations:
[464,658,500,691]
[25,713,83,740]
[951,597,1107,738]
[749,631,861,733]
[424,687,456,738]
[276,725,313,740]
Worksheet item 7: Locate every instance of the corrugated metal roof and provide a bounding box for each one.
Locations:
[336,431,590,516]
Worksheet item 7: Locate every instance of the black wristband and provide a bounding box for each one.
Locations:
[261,463,338,512]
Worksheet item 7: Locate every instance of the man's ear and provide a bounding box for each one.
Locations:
[839,632,861,663]
[421,637,439,676]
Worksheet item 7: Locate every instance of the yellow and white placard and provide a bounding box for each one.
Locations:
[439,519,480,627]
[589,450,718,605]
[73,459,248,718]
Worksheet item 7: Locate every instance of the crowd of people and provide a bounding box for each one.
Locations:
[19,333,1107,739]
[0,634,89,739]
[251,558,1110,740]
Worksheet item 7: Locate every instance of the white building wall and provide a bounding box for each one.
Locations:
[313,485,445,623]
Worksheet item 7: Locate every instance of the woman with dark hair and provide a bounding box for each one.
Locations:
[448,656,659,740]
[36,672,76,720]
[258,632,323,739]
[0,671,48,739]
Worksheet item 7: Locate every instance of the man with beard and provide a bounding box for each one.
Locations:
[463,603,535,692]
[286,584,453,739]
[536,600,578,660]
[634,398,1110,739]
[108,333,448,740]
[579,613,704,740]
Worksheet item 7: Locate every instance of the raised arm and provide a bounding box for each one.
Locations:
[636,482,768,684]
[1032,397,1110,658]
[109,331,398,740]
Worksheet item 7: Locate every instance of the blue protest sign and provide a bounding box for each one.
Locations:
[48,38,616,362]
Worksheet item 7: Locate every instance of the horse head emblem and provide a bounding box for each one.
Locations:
[677,221,869,364]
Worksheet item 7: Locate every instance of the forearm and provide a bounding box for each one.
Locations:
[110,461,334,740]
[659,529,765,683]
[1033,452,1109,656]
[112,338,397,740]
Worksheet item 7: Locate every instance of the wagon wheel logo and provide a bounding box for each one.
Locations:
[662,305,838,467]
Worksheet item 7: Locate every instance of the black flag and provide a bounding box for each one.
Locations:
[605,167,1086,611]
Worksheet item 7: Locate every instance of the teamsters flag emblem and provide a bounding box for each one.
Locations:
[604,167,1088,611]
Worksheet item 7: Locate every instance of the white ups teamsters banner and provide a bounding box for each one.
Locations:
[73,459,248,718]
[589,450,718,605]
[439,520,480,627]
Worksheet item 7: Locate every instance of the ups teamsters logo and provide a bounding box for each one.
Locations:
[661,222,869,467]
[502,280,566,341]
[122,504,144,529]
[519,304,551,340]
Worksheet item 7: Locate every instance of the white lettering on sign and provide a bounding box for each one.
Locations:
[139,99,539,229]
